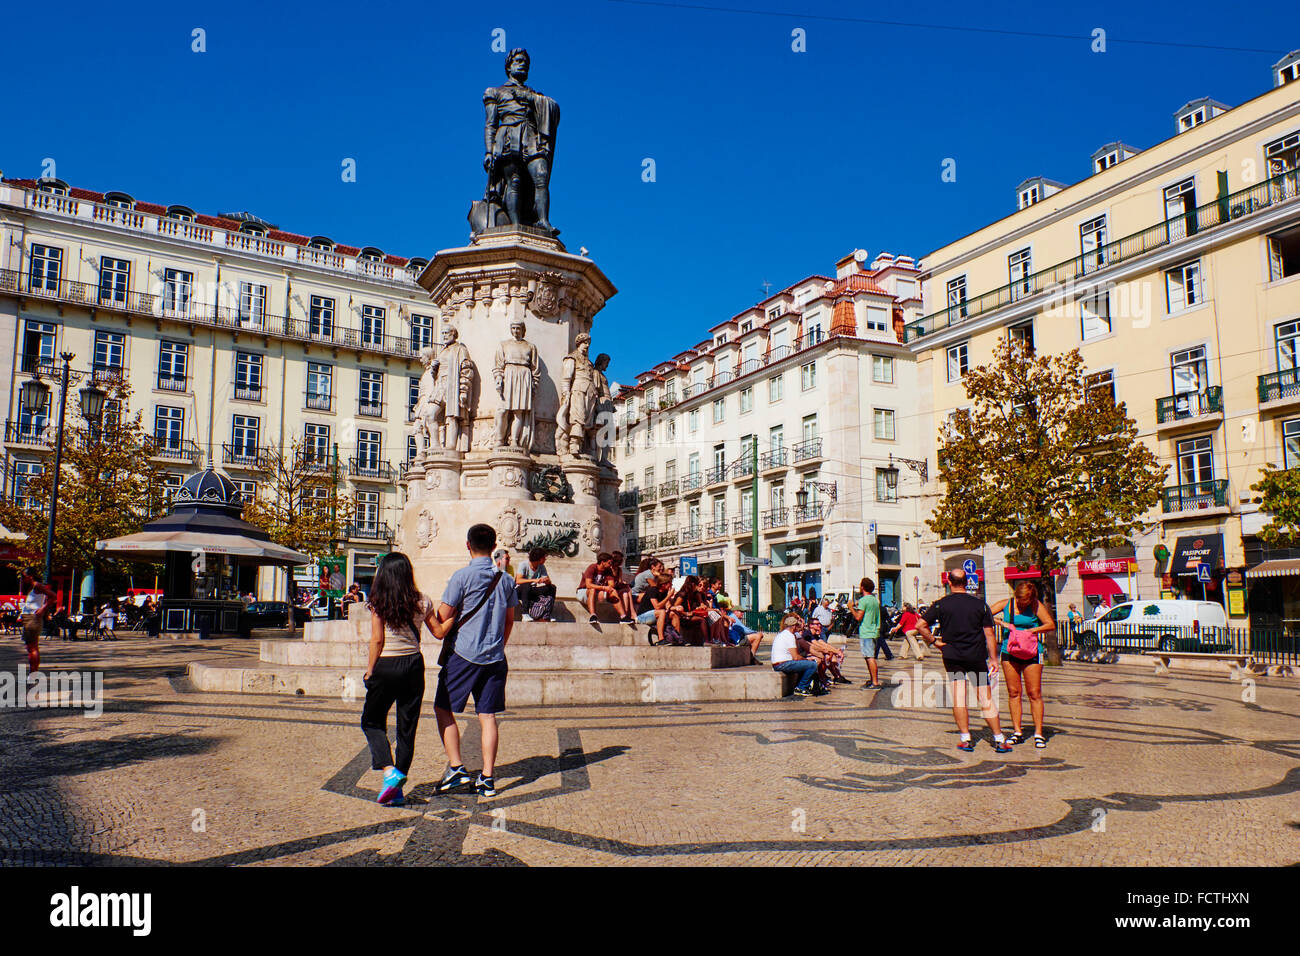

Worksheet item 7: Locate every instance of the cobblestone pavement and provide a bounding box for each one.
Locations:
[1,635,1298,866]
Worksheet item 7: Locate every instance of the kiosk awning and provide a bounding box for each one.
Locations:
[97,531,310,566]
[1246,559,1300,579]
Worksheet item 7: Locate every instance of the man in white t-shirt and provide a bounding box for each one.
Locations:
[770,613,819,698]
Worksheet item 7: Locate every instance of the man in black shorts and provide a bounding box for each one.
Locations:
[914,569,1011,754]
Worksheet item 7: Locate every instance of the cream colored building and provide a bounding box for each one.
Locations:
[909,50,1300,625]
[614,251,930,611]
[0,176,439,595]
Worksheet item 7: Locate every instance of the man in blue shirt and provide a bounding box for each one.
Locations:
[433,523,519,798]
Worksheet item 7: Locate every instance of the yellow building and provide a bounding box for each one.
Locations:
[909,52,1300,627]
[0,176,438,597]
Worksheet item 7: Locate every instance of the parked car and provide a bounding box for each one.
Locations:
[238,601,316,636]
[1075,599,1228,653]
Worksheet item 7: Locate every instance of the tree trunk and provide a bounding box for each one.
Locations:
[1037,545,1063,666]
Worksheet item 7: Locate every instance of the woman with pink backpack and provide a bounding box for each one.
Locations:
[990,581,1055,749]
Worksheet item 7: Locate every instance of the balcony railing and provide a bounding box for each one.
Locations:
[234,383,264,403]
[762,508,789,529]
[637,534,656,553]
[641,485,659,502]
[350,457,395,482]
[299,451,333,473]
[305,391,332,411]
[1259,368,1300,404]
[732,515,755,534]
[1155,386,1222,423]
[157,374,188,392]
[149,438,202,463]
[357,399,385,419]
[708,518,728,537]
[222,442,270,469]
[681,473,703,493]
[0,267,422,361]
[659,479,679,499]
[5,421,54,446]
[906,166,1300,342]
[659,530,679,548]
[731,456,755,480]
[760,447,788,470]
[706,465,727,484]
[91,363,127,385]
[18,353,57,376]
[1161,479,1229,514]
[793,500,827,523]
[682,526,702,544]
[792,438,823,463]
[347,521,392,541]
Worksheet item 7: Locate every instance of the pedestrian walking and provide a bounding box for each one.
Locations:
[361,552,451,807]
[851,578,884,688]
[889,603,927,660]
[18,567,55,675]
[913,569,1012,753]
[991,582,1055,748]
[433,523,519,799]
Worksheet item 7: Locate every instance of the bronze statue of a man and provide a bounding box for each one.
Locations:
[475,48,560,235]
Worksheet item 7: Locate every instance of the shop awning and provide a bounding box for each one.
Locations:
[97,531,310,566]
[1169,534,1225,576]
[1246,559,1300,579]
[1004,566,1065,581]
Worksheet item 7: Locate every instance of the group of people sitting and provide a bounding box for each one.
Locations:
[770,610,855,697]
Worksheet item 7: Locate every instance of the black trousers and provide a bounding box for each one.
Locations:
[517,581,556,609]
[361,653,425,774]
[874,635,895,660]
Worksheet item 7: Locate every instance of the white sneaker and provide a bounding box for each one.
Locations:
[522,614,533,622]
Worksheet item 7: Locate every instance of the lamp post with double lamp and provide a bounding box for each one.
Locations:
[18,352,108,600]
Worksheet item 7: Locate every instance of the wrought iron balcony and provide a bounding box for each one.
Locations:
[731,456,756,480]
[298,450,333,473]
[91,362,127,385]
[1259,368,1300,404]
[708,518,728,537]
[682,526,702,544]
[793,500,827,523]
[357,399,385,419]
[234,382,264,403]
[659,530,679,548]
[792,438,823,463]
[706,465,727,485]
[346,521,392,541]
[637,534,656,552]
[1155,387,1222,424]
[149,438,202,463]
[732,515,755,535]
[156,373,188,392]
[5,421,54,447]
[658,479,679,499]
[349,457,395,482]
[641,485,659,502]
[305,391,332,411]
[760,447,788,470]
[1161,479,1229,514]
[681,473,703,493]
[762,508,789,529]
[222,442,270,470]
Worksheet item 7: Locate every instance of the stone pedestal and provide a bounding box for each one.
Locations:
[562,456,601,508]
[486,447,533,501]
[420,450,463,501]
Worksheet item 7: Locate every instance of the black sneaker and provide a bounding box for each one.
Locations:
[436,765,474,793]
[475,773,497,797]
[588,614,599,624]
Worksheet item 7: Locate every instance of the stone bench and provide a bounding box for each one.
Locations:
[1153,650,1251,679]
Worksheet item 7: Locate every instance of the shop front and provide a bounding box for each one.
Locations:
[1244,540,1300,632]
[1077,558,1140,611]
[769,539,822,610]
[1166,533,1227,605]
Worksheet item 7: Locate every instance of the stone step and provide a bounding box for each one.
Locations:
[304,600,631,643]
[187,660,785,705]
[299,620,655,649]
[259,639,751,670]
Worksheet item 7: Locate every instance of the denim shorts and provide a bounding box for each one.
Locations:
[434,653,508,714]
[636,609,658,625]
[859,635,878,658]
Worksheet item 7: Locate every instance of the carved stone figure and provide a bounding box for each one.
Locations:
[530,273,563,318]
[556,333,601,458]
[493,320,540,450]
[414,326,475,454]
[471,48,560,236]
[591,352,614,466]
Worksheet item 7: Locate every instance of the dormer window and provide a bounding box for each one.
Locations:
[309,236,335,251]
[1018,185,1040,209]
[1179,109,1205,131]
[103,191,135,210]
[37,179,68,196]
[239,221,268,236]
[166,205,195,222]
[766,305,783,320]
[740,319,753,333]
[359,247,384,262]
[1095,150,1121,172]
[714,333,728,347]
[1276,51,1300,87]
[405,257,428,274]
[1266,133,1300,178]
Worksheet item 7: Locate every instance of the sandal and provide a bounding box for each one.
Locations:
[1008,731,1026,745]
[1034,735,1047,749]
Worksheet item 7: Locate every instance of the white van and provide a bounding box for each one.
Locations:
[1077,599,1227,652]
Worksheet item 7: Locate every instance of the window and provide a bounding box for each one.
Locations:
[163,268,193,315]
[770,482,785,513]
[235,352,263,400]
[740,387,753,413]
[1080,215,1107,271]
[1268,227,1300,282]
[801,414,819,442]
[1081,293,1111,340]
[644,467,655,490]
[307,362,333,409]
[688,452,700,477]
[303,485,331,514]
[1277,321,1300,371]
[1265,132,1300,178]
[356,491,380,531]
[741,342,759,372]
[158,341,188,390]
[1284,420,1300,469]
[1008,320,1034,355]
[713,444,726,475]
[946,343,969,382]
[1164,179,1197,240]
[158,474,184,506]
[665,416,677,442]
[769,373,784,402]
[1176,435,1214,486]
[232,415,260,456]
[359,370,384,416]
[714,334,728,347]
[800,362,817,391]
[98,256,130,305]
[310,295,335,338]
[645,387,657,408]
[21,320,56,374]
[408,376,420,419]
[873,408,896,441]
[1179,108,1206,131]
[769,425,784,451]
[878,534,901,565]
[10,461,44,509]
[1019,185,1040,209]
[688,409,699,433]
[28,244,62,292]
[1095,150,1121,173]
[665,460,677,484]
[804,315,824,343]
[357,429,382,467]
[154,406,184,450]
[304,423,331,464]
[1166,261,1202,312]
[1171,347,1209,416]
[1008,248,1032,299]
[411,313,434,350]
[1086,370,1116,406]
[740,319,753,333]
[895,278,917,300]
[406,435,418,465]
[712,496,726,531]
[865,305,889,333]
[876,469,899,503]
[361,305,385,347]
[233,480,257,505]
[713,398,725,423]
[238,281,267,327]
[946,275,968,319]
[872,355,894,383]
[93,330,125,382]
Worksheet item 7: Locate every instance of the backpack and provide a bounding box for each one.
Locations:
[528,594,554,622]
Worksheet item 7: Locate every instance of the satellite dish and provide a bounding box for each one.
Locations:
[853,248,868,263]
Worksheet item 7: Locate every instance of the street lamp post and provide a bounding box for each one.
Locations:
[19,353,107,605]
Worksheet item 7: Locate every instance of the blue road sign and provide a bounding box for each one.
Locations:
[963,559,978,575]
[680,556,698,576]
[1196,562,1211,583]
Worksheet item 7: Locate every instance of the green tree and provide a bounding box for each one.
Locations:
[0,384,168,589]
[928,338,1166,664]
[1249,466,1300,546]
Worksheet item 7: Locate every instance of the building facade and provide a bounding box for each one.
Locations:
[908,50,1300,626]
[0,176,439,596]
[614,251,929,611]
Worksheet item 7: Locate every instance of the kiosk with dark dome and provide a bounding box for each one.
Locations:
[97,464,310,636]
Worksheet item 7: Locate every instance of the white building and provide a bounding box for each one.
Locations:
[0,175,439,595]
[613,251,930,611]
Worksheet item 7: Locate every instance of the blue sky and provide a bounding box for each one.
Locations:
[5,0,1297,383]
